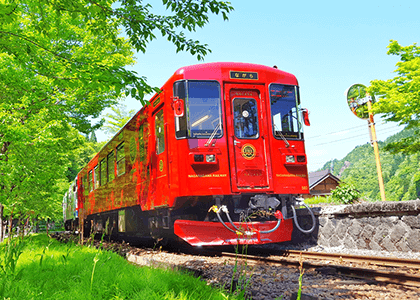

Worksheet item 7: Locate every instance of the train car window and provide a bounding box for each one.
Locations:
[88,170,93,192]
[107,151,115,182]
[94,165,99,189]
[139,123,148,162]
[155,110,165,155]
[83,174,88,196]
[270,84,303,139]
[100,158,107,186]
[187,81,222,139]
[174,81,187,138]
[233,98,259,139]
[116,142,125,176]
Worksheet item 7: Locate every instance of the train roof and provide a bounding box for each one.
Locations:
[171,62,298,85]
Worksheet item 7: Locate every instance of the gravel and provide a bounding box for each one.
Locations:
[127,245,420,300]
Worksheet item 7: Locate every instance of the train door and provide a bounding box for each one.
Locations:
[224,83,273,192]
[148,104,169,209]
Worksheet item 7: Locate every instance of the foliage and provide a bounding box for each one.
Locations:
[102,104,136,136]
[331,184,360,205]
[321,127,420,201]
[0,0,233,221]
[370,40,420,154]
[304,196,334,205]
[0,234,238,300]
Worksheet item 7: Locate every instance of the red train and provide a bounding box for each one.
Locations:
[63,62,315,246]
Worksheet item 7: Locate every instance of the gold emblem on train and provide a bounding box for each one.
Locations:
[241,144,256,160]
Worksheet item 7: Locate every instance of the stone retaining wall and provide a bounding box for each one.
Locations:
[291,199,420,253]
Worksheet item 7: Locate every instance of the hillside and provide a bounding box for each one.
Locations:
[319,127,420,201]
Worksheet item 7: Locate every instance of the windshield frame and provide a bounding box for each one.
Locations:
[174,80,223,140]
[269,83,304,140]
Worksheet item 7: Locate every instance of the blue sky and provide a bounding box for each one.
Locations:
[98,0,419,172]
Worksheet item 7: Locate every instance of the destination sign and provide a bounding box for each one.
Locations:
[230,71,258,80]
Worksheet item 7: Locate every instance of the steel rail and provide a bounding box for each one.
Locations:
[276,249,420,269]
[220,252,420,288]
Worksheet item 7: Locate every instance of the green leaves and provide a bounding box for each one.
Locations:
[0,0,234,220]
[370,40,420,154]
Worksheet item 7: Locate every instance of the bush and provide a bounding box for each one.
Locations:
[331,184,360,204]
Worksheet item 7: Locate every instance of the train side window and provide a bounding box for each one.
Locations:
[107,151,115,182]
[88,170,93,192]
[94,165,99,189]
[116,142,125,176]
[138,124,145,162]
[83,174,88,196]
[155,110,165,155]
[100,158,107,186]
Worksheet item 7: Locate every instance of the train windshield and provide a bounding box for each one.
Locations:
[174,81,222,139]
[270,84,303,139]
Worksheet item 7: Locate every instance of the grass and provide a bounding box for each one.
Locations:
[0,234,239,300]
[304,195,335,205]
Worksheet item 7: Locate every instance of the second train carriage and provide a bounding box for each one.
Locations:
[69,62,315,246]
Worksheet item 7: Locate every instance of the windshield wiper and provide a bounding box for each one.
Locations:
[274,124,290,148]
[205,122,221,147]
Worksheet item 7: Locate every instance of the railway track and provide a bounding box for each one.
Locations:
[219,250,420,287]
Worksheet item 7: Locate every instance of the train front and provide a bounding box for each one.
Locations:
[171,63,315,246]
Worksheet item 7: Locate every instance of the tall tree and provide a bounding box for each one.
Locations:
[369,40,420,154]
[0,0,234,226]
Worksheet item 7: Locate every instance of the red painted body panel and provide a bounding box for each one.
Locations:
[174,219,293,246]
[76,62,309,246]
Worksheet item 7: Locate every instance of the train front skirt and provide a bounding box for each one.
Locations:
[174,219,293,246]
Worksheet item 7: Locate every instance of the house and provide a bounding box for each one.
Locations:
[304,169,340,198]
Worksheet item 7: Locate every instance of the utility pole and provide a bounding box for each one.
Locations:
[346,84,386,201]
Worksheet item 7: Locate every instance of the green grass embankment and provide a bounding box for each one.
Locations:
[1,234,238,300]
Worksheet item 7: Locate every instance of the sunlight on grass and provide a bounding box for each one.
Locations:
[1,234,239,300]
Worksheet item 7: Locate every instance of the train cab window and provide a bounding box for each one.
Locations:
[94,165,99,189]
[155,110,165,155]
[107,151,115,182]
[233,98,259,139]
[116,142,125,176]
[174,80,222,139]
[270,84,303,139]
[100,158,107,186]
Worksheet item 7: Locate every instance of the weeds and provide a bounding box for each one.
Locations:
[1,234,237,299]
[297,253,305,300]
[90,253,100,291]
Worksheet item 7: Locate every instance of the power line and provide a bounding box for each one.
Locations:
[308,126,402,147]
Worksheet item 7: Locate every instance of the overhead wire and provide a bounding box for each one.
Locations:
[306,122,402,147]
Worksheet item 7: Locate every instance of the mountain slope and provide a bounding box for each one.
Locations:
[319,127,420,201]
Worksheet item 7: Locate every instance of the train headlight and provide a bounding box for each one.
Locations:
[285,155,295,163]
[206,154,216,162]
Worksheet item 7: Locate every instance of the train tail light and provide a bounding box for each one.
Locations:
[297,155,306,163]
[194,154,204,162]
